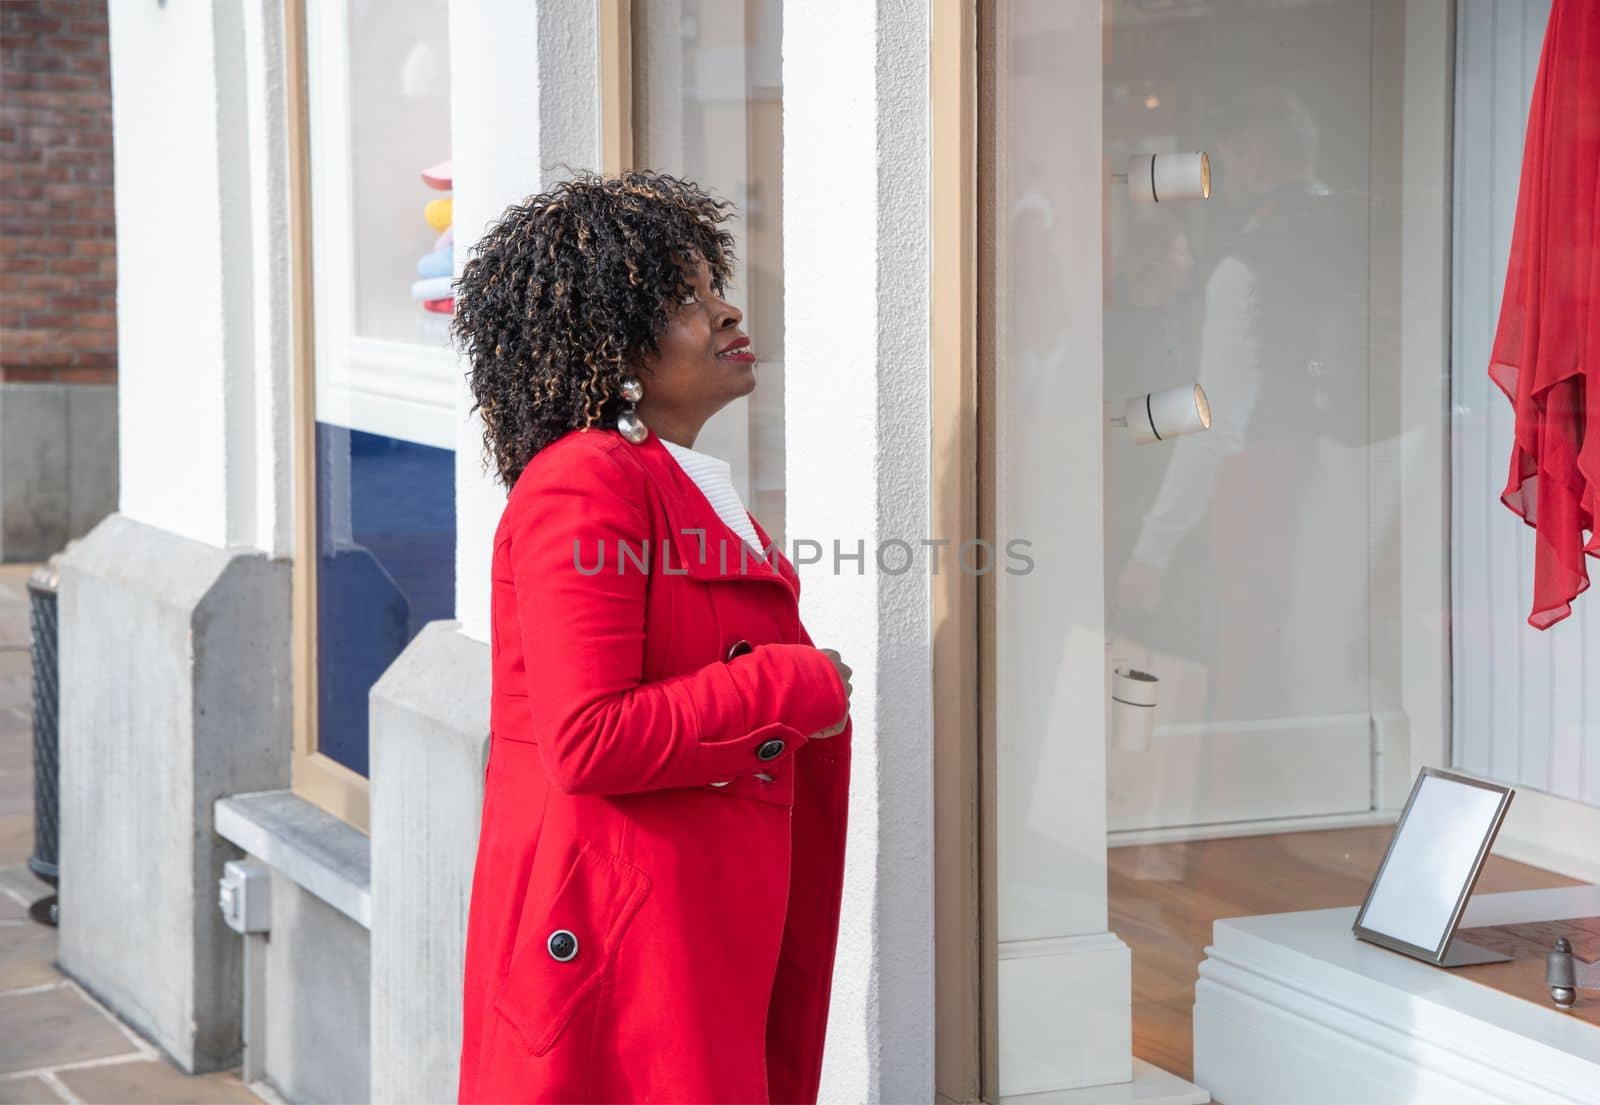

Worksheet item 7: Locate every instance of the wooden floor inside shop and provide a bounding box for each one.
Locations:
[1108,825,1585,1081]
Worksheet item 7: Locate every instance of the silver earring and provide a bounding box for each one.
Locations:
[616,375,647,444]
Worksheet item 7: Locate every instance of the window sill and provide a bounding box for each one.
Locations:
[215,789,371,929]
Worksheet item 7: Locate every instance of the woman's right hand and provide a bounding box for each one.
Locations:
[809,649,852,739]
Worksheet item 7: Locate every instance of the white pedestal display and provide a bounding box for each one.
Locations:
[1194,885,1600,1105]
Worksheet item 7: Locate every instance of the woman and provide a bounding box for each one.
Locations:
[451,169,855,1104]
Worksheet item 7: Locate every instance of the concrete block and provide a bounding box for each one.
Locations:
[0,383,118,563]
[56,512,291,1073]
[0,383,68,563]
[368,620,490,1105]
[215,789,371,928]
[64,384,118,540]
[263,869,371,1105]
[213,790,372,1100]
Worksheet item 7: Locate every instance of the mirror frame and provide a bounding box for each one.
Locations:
[1353,766,1515,966]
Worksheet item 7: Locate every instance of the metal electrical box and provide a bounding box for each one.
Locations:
[219,858,271,934]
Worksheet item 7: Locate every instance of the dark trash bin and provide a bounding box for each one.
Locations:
[26,545,71,927]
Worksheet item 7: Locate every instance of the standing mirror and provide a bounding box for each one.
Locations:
[1353,768,1515,968]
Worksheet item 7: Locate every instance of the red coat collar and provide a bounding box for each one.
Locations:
[603,425,800,599]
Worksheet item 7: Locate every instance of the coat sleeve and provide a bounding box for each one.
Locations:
[507,442,850,797]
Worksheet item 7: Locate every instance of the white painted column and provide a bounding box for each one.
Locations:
[450,0,603,644]
[784,3,936,1102]
[62,13,295,1074]
[110,0,290,554]
[239,0,294,560]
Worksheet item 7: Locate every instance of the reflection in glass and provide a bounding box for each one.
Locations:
[348,0,453,346]
[634,0,786,548]
[1089,0,1414,1082]
[1105,3,1377,833]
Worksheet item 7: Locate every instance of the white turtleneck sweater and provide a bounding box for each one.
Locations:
[659,438,766,561]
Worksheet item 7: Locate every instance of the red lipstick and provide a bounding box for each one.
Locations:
[717,337,757,364]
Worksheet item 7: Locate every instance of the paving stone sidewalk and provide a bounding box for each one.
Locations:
[0,562,272,1105]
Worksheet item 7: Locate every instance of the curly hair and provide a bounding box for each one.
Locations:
[451,168,738,489]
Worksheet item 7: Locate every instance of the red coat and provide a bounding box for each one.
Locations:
[457,424,854,1104]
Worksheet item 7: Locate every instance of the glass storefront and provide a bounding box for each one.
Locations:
[303,0,457,778]
[996,0,1595,1083]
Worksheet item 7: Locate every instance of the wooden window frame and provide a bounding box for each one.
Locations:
[285,0,371,832]
[601,0,633,174]
[934,4,985,1101]
[286,0,462,833]
[289,0,458,831]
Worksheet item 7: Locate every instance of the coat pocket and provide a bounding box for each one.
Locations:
[492,839,653,1057]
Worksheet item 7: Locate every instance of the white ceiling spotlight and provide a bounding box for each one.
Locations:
[1116,152,1212,203]
[1110,383,1212,445]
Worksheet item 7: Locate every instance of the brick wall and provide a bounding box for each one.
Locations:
[0,0,116,386]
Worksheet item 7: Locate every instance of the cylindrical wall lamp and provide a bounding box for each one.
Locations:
[1110,383,1212,445]
[1122,152,1211,203]
[1111,666,1159,752]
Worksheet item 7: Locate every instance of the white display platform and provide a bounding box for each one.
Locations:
[1194,885,1600,1105]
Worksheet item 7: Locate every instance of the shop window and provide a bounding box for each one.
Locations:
[992,0,1596,1089]
[296,0,456,813]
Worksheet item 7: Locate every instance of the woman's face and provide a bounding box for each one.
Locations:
[632,254,756,444]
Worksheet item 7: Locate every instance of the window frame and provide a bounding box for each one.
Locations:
[287,0,367,829]
[285,0,461,831]
[602,0,634,175]
[937,5,982,1099]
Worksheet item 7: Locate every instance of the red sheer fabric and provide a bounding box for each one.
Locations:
[1488,0,1600,630]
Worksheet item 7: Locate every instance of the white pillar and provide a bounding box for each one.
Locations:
[240,0,294,559]
[56,0,297,1074]
[110,0,288,553]
[784,3,936,1102]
